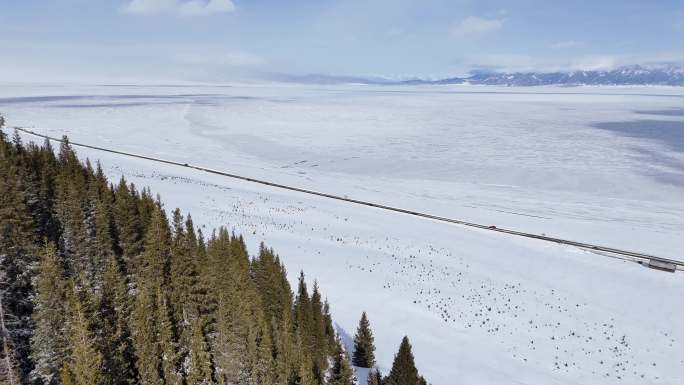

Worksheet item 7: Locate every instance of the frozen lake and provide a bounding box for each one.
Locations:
[2,83,684,385]
[2,83,683,255]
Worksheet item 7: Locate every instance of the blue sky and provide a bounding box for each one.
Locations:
[1,0,683,82]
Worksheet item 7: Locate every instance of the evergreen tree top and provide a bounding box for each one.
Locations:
[353,311,376,368]
[385,336,421,385]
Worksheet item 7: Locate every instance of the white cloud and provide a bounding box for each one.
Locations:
[124,0,173,14]
[568,55,620,71]
[551,40,580,50]
[123,0,235,16]
[459,53,534,72]
[451,51,684,75]
[450,16,504,38]
[452,53,613,74]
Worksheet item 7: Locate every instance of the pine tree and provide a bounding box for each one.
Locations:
[169,208,191,376]
[273,311,295,385]
[294,345,317,385]
[193,228,213,330]
[54,165,89,277]
[131,284,163,385]
[169,208,189,321]
[99,257,137,385]
[352,312,376,368]
[322,300,335,352]
[186,317,214,385]
[310,282,328,382]
[62,281,105,385]
[293,272,314,355]
[328,337,356,385]
[91,197,116,288]
[93,162,110,201]
[30,243,69,385]
[169,208,205,378]
[57,136,78,169]
[11,130,24,153]
[0,157,37,384]
[251,244,292,329]
[367,368,383,385]
[157,287,182,385]
[137,187,157,237]
[183,214,205,313]
[131,283,186,385]
[17,138,60,247]
[384,337,423,385]
[208,229,266,385]
[248,318,274,385]
[113,178,142,277]
[53,138,89,266]
[36,161,60,245]
[296,360,316,385]
[138,204,171,289]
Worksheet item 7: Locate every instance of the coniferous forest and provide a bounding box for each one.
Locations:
[0,123,428,385]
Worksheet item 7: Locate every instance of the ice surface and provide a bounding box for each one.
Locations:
[2,83,683,385]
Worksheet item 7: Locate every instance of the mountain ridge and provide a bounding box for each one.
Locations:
[273,65,684,86]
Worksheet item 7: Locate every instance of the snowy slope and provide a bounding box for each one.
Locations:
[2,83,684,385]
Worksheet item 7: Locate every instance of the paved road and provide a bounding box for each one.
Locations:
[7,125,682,272]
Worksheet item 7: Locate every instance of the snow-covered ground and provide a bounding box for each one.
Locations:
[2,83,684,385]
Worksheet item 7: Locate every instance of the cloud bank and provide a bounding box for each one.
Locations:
[123,0,235,16]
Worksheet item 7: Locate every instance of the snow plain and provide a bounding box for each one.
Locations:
[2,83,684,385]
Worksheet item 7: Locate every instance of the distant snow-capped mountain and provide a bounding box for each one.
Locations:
[459,65,684,86]
[273,65,684,86]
